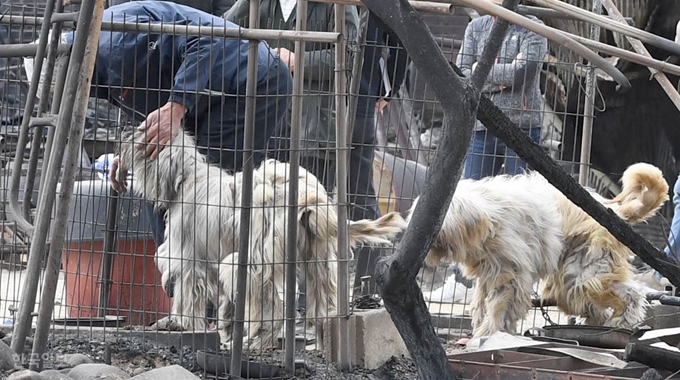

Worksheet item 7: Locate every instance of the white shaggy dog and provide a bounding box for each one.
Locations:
[410,163,669,337]
[118,128,406,349]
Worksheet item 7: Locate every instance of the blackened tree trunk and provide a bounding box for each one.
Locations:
[359,0,520,379]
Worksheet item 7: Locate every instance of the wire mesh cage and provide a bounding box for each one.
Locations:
[0,0,677,379]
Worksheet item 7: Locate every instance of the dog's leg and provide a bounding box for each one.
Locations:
[473,272,533,337]
[470,280,490,336]
[605,280,648,328]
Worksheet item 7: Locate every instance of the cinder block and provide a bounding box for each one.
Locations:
[430,313,472,331]
[324,308,410,370]
[127,330,221,352]
[645,304,680,330]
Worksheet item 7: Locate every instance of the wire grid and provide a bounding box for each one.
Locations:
[0,0,641,378]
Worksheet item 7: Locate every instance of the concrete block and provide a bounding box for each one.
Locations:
[430,313,472,331]
[324,308,410,370]
[645,304,680,330]
[126,330,221,352]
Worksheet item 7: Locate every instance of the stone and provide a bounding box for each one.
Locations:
[68,363,130,380]
[128,365,199,380]
[7,369,41,380]
[0,339,18,371]
[38,369,73,380]
[324,307,410,370]
[54,354,93,370]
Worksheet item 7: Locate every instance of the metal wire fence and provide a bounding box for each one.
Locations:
[0,0,670,378]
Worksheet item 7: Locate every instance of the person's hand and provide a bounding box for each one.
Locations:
[512,51,524,64]
[375,98,390,113]
[109,155,128,193]
[276,47,295,72]
[136,101,187,161]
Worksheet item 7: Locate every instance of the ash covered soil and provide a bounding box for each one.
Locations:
[1,329,421,379]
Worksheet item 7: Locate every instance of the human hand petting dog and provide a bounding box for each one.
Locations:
[137,101,187,160]
[109,155,127,193]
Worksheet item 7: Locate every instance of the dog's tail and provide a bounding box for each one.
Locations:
[348,212,407,247]
[608,163,669,224]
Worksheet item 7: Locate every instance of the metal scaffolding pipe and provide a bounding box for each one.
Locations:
[334,3,351,371]
[230,0,260,375]
[283,0,307,374]
[10,0,104,358]
[29,0,106,362]
[533,0,680,57]
[556,28,680,77]
[578,0,601,187]
[6,0,60,239]
[102,20,340,43]
[24,0,68,222]
[316,0,454,14]
[0,43,71,58]
[602,0,680,113]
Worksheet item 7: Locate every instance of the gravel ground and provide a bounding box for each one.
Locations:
[1,328,421,379]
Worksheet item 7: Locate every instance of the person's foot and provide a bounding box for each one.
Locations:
[423,274,475,304]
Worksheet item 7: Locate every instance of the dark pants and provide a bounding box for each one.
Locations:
[144,64,293,318]
[464,127,542,180]
[0,0,29,122]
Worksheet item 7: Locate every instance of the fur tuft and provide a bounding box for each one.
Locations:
[607,162,669,224]
[349,212,407,247]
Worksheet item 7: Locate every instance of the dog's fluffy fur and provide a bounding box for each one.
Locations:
[410,163,669,337]
[119,128,406,349]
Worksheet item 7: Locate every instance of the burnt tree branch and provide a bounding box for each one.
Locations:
[359,0,518,378]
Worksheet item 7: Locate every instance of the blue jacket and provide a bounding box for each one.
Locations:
[69,1,283,121]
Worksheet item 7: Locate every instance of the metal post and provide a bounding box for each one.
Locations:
[578,0,601,187]
[23,0,68,221]
[284,0,307,374]
[37,54,71,205]
[230,0,260,375]
[7,0,59,236]
[29,0,107,369]
[334,3,351,371]
[10,0,105,358]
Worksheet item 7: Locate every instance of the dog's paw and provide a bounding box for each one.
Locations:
[151,316,184,331]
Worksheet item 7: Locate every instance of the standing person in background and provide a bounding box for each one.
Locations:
[224,1,367,311]
[457,0,548,180]
[350,13,408,297]
[425,4,548,303]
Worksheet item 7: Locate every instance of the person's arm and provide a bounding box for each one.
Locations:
[301,5,359,81]
[223,0,250,25]
[482,26,548,91]
[167,36,220,113]
[456,21,477,80]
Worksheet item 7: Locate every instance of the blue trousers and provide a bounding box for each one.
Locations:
[658,172,680,279]
[464,127,542,180]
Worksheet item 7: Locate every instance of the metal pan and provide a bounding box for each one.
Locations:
[539,325,634,349]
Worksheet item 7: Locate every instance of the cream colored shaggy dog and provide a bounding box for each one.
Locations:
[411,163,669,337]
[118,128,406,349]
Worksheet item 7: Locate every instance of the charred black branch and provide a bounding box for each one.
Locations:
[358,0,518,378]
